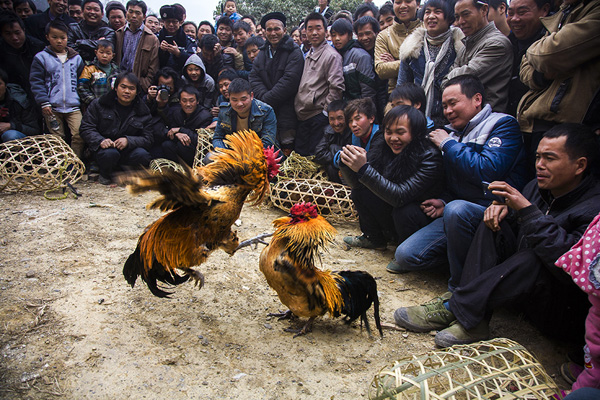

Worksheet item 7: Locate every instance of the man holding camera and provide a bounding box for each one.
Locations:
[388,75,526,296]
[157,4,196,71]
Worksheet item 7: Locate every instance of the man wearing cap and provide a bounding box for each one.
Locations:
[443,0,513,113]
[68,0,115,63]
[249,12,304,155]
[157,4,196,71]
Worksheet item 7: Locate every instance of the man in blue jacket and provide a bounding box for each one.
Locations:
[388,75,527,289]
[213,78,279,151]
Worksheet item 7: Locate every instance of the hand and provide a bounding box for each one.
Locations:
[42,106,54,118]
[380,52,395,63]
[340,145,367,172]
[156,96,168,108]
[213,43,222,53]
[114,137,128,150]
[211,106,220,117]
[0,122,11,133]
[428,129,450,148]
[487,181,532,211]
[420,199,445,219]
[484,203,509,232]
[147,86,158,99]
[207,120,217,130]
[175,132,191,146]
[223,47,239,56]
[167,127,180,139]
[160,40,181,57]
[100,138,114,149]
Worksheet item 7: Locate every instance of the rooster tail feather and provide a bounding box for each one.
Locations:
[335,271,383,337]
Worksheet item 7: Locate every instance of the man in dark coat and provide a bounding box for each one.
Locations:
[67,0,115,63]
[249,12,304,155]
[199,33,235,83]
[157,4,196,72]
[25,0,76,44]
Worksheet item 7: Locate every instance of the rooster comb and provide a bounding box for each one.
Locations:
[263,146,282,181]
[289,202,319,221]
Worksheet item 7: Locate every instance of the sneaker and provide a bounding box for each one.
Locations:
[386,259,409,274]
[343,235,386,250]
[394,292,455,332]
[560,362,583,385]
[434,320,489,348]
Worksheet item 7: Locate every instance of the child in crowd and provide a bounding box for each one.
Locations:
[232,20,253,79]
[208,69,237,129]
[219,0,242,23]
[30,19,84,157]
[556,212,600,391]
[77,39,119,108]
[343,98,381,157]
[341,105,443,251]
[244,35,265,64]
[389,83,435,130]
[314,100,351,183]
[181,54,215,110]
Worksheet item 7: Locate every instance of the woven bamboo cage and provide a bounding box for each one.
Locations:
[192,128,214,169]
[278,151,328,181]
[270,177,357,221]
[369,338,563,400]
[149,158,185,174]
[0,135,85,193]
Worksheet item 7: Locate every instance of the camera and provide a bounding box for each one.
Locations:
[156,84,171,101]
[481,181,505,203]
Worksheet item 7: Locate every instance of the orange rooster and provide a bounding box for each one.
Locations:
[256,202,382,337]
[122,130,280,297]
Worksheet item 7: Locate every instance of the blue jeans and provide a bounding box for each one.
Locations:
[564,388,600,400]
[1,129,26,143]
[394,200,486,291]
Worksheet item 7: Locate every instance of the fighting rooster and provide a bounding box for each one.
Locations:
[257,202,383,337]
[122,130,281,297]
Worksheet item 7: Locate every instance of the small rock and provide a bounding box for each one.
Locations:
[0,239,7,246]
[264,323,272,330]
[98,298,104,305]
[234,219,242,227]
[201,338,209,346]
[202,381,209,385]
[402,333,409,338]
[21,372,40,383]
[232,373,247,380]
[26,271,35,278]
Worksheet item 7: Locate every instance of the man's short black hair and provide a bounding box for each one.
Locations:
[345,98,377,121]
[179,84,200,101]
[327,100,346,114]
[543,123,600,172]
[233,20,251,33]
[200,33,219,50]
[154,66,180,88]
[217,68,238,83]
[420,0,456,24]
[304,11,327,29]
[198,20,215,34]
[82,0,103,14]
[379,1,394,16]
[45,19,69,35]
[488,0,507,11]
[125,0,147,15]
[227,78,252,95]
[443,74,486,105]
[97,39,114,51]
[0,68,8,83]
[390,83,427,113]
[468,0,489,10]
[353,2,379,21]
[242,14,256,24]
[216,16,234,30]
[0,10,25,31]
[330,18,353,36]
[68,0,82,6]
[114,71,141,95]
[245,35,265,49]
[354,15,380,35]
[13,0,36,13]
[106,1,126,16]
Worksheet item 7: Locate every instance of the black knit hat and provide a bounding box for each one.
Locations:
[260,12,286,29]
[160,5,184,21]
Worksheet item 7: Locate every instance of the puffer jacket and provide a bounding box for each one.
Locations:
[181,54,215,110]
[3,83,40,136]
[338,39,377,101]
[440,104,527,205]
[68,20,115,62]
[157,27,197,72]
[249,35,304,131]
[213,98,279,150]
[374,19,422,94]
[30,46,84,112]
[80,91,153,152]
[518,0,600,133]
[341,130,443,207]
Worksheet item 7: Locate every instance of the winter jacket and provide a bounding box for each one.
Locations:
[1,83,40,136]
[397,27,464,127]
[294,40,345,121]
[162,104,212,143]
[445,22,513,113]
[201,52,235,83]
[157,27,197,72]
[507,28,546,117]
[213,98,279,150]
[0,36,45,99]
[333,124,381,168]
[518,0,600,133]
[30,46,84,112]
[181,54,215,110]
[374,19,422,94]
[68,20,115,62]
[343,135,444,208]
[24,10,75,44]
[440,104,527,206]
[249,35,304,132]
[115,24,159,92]
[314,125,352,168]
[338,39,376,101]
[77,59,119,106]
[80,91,153,152]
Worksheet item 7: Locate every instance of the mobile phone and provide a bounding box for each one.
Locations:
[482,181,505,203]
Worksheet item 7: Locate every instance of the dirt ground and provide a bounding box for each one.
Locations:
[0,180,573,399]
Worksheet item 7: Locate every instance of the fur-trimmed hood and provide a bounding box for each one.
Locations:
[398,26,464,61]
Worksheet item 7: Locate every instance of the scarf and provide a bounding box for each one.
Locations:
[422,29,452,118]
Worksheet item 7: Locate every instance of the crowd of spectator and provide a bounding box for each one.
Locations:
[0,0,599,394]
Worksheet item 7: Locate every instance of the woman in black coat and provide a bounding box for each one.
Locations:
[341,105,444,252]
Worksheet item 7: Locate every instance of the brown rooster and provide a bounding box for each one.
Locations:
[256,202,383,337]
[122,130,281,297]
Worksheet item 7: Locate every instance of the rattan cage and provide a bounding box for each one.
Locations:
[0,135,85,193]
[192,128,214,169]
[369,338,562,400]
[149,158,185,174]
[278,151,328,181]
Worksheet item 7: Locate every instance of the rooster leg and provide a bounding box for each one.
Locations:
[181,268,205,289]
[284,317,316,338]
[268,310,295,320]
[219,230,240,256]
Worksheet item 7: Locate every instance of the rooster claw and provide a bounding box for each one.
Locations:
[268,310,294,320]
[185,269,205,289]
[236,232,273,251]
